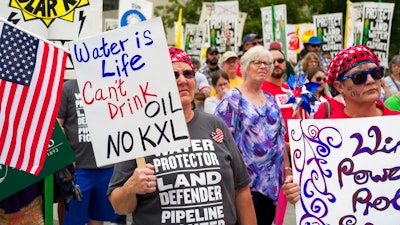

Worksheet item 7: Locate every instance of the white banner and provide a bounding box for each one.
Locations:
[70,18,191,167]
[288,116,400,224]
[261,4,287,53]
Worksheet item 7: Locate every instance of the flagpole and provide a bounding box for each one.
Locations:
[271,4,276,41]
[0,18,70,54]
[343,0,351,48]
[44,175,54,225]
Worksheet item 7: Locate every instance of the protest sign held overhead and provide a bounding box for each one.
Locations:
[288,116,400,224]
[313,13,343,58]
[0,19,68,175]
[70,17,191,167]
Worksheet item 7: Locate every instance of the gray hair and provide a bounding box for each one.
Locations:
[240,46,274,79]
[389,55,400,74]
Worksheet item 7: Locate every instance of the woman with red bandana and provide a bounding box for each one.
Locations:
[283,45,400,204]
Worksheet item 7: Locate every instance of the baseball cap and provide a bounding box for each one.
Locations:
[242,33,262,45]
[307,36,322,45]
[206,46,219,55]
[221,51,238,63]
[269,41,282,51]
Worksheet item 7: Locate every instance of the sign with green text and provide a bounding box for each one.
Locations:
[0,122,76,200]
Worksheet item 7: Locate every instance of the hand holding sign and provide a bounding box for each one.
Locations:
[70,17,191,168]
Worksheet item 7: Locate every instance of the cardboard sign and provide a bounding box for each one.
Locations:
[288,116,400,224]
[70,17,191,167]
[0,122,76,200]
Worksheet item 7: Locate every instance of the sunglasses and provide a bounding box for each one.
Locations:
[273,58,285,64]
[338,66,384,85]
[315,77,326,82]
[174,70,195,79]
[311,44,321,48]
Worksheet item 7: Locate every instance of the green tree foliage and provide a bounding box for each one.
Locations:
[154,0,398,57]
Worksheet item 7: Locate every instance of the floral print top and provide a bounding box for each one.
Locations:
[214,88,286,201]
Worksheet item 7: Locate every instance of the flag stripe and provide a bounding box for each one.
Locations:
[32,49,68,174]
[0,22,67,175]
[21,42,50,172]
[0,82,18,163]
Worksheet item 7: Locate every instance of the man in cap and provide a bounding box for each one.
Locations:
[294,36,330,77]
[242,33,263,54]
[199,46,223,85]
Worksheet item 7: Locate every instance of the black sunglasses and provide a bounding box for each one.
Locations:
[273,58,285,64]
[315,77,326,82]
[311,44,321,48]
[251,41,263,46]
[174,70,195,79]
[338,66,384,85]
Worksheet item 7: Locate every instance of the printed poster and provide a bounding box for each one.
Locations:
[118,0,153,27]
[361,2,394,68]
[70,18,191,167]
[288,116,400,224]
[313,13,343,58]
[261,4,287,54]
[184,23,206,61]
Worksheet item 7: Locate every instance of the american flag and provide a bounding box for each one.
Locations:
[0,21,68,175]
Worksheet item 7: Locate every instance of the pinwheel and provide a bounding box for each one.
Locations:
[282,74,321,116]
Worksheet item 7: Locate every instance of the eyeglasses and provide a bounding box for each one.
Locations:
[273,58,285,64]
[315,77,326,82]
[311,44,321,48]
[338,66,384,85]
[174,70,195,79]
[250,60,272,67]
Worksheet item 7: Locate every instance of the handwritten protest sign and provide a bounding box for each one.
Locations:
[70,18,191,167]
[288,116,400,224]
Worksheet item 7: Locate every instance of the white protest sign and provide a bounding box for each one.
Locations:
[361,2,394,68]
[288,116,400,224]
[70,17,191,167]
[313,13,343,58]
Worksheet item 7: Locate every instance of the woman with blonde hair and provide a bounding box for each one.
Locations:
[300,52,320,76]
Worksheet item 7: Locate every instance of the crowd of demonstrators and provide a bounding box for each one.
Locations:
[199,46,223,85]
[215,46,287,225]
[384,54,400,95]
[204,70,230,114]
[294,36,330,77]
[0,182,44,224]
[57,80,122,225]
[283,45,400,204]
[107,47,257,225]
[305,67,332,118]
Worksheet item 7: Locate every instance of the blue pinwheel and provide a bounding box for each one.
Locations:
[282,74,320,116]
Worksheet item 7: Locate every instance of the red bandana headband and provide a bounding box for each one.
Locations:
[326,45,380,84]
[168,47,194,70]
